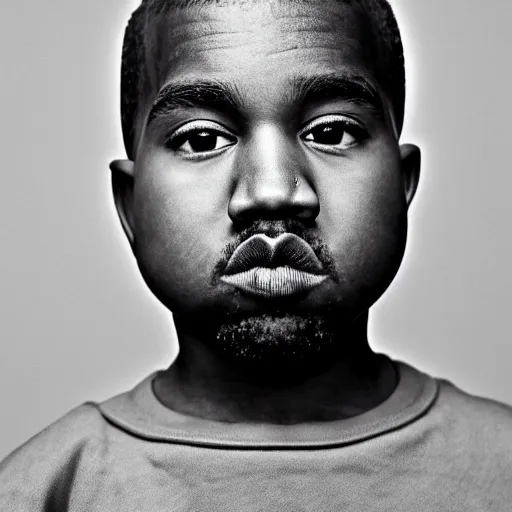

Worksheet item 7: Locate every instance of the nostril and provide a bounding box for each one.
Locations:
[296,203,320,220]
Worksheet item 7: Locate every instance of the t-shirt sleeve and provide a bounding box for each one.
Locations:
[0,403,106,511]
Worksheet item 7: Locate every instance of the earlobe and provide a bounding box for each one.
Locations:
[399,144,421,208]
[109,159,135,247]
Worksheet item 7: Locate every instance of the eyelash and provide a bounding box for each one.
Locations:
[299,114,368,153]
[165,115,368,159]
[165,120,237,160]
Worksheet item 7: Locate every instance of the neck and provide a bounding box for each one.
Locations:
[154,312,397,425]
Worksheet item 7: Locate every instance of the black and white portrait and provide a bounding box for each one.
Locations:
[1,0,511,509]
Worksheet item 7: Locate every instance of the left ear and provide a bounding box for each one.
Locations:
[399,144,421,208]
[109,159,135,247]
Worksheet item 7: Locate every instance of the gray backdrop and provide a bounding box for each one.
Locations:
[1,0,511,459]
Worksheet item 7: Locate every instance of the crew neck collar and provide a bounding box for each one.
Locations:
[98,360,438,449]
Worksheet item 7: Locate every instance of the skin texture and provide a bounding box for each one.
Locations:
[110,0,420,424]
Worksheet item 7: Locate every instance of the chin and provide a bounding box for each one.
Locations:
[208,310,354,380]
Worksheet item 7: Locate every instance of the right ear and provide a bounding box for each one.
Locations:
[110,159,135,247]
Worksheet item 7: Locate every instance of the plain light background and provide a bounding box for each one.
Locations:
[1,0,511,459]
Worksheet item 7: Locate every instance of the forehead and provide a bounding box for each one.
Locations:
[143,1,380,108]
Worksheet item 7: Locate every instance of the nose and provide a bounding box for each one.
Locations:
[228,124,320,222]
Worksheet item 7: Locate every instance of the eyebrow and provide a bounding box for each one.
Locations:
[288,73,384,115]
[146,72,384,128]
[147,80,240,127]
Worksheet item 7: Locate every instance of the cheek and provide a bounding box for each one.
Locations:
[317,147,408,296]
[131,153,231,309]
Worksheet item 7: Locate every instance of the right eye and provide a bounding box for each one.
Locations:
[166,120,237,158]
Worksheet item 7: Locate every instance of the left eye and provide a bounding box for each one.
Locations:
[300,115,367,152]
[166,122,236,156]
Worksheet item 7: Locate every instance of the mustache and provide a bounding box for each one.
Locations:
[212,220,339,283]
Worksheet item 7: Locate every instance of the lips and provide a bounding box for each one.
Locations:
[220,233,328,298]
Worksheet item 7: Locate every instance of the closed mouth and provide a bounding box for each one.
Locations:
[220,233,328,298]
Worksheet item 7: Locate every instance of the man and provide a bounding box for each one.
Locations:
[1,0,511,509]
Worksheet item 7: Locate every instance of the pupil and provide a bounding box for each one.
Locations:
[313,123,344,145]
[189,131,217,151]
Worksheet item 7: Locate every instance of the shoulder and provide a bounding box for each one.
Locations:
[435,378,512,427]
[0,403,109,509]
[1,402,109,466]
[428,378,512,459]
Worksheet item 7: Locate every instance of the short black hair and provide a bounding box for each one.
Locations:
[120,0,405,159]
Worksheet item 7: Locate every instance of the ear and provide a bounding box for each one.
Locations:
[110,159,135,247]
[399,144,421,208]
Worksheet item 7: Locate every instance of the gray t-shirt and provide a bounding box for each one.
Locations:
[1,361,512,511]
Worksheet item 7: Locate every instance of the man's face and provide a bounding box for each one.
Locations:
[120,0,417,356]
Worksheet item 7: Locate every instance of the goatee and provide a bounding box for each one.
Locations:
[212,311,352,381]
